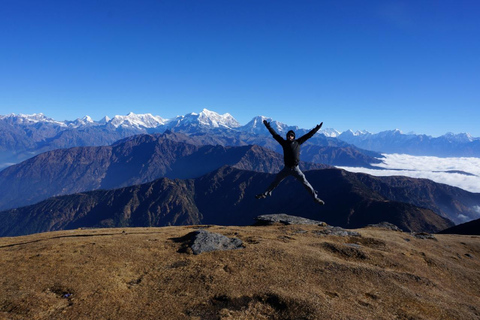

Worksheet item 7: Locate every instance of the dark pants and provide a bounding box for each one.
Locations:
[264,166,318,199]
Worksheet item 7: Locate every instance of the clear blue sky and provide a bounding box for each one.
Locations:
[1,0,479,136]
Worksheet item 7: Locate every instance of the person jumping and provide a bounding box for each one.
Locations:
[256,119,325,205]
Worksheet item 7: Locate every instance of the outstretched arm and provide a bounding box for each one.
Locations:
[263,120,284,144]
[297,122,323,144]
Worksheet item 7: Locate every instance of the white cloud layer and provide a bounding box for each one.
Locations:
[337,154,480,193]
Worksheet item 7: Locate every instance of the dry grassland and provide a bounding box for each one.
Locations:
[1,224,480,319]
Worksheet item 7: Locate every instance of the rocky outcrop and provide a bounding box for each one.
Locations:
[190,230,244,255]
[254,213,326,226]
[367,222,403,232]
[313,226,361,237]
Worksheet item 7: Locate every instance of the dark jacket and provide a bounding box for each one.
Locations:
[264,122,322,167]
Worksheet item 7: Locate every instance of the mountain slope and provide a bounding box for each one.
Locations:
[355,173,480,224]
[0,133,327,211]
[193,167,454,231]
[439,217,480,235]
[0,167,454,237]
[0,178,200,237]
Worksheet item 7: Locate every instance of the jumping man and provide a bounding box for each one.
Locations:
[256,119,325,205]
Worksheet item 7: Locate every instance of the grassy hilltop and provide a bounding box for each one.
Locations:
[1,224,479,319]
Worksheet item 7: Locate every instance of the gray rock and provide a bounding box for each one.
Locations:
[190,230,243,255]
[412,232,437,240]
[314,226,361,237]
[367,222,403,232]
[345,243,362,249]
[255,213,326,226]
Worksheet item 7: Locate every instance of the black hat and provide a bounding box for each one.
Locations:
[286,130,295,139]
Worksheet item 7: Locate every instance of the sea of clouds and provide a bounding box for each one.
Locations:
[337,154,480,194]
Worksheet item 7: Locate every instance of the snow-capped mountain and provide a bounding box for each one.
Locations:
[2,109,480,171]
[0,109,358,139]
[194,108,240,128]
[240,116,297,134]
[443,132,475,143]
[337,129,480,157]
[99,116,111,124]
[67,116,96,128]
[339,129,371,137]
[165,109,240,131]
[320,128,342,138]
[108,112,166,129]
[0,113,66,127]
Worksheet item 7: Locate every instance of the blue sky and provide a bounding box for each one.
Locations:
[1,0,479,136]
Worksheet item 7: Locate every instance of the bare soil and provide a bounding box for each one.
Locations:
[1,224,479,319]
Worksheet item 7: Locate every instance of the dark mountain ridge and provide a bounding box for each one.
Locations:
[354,173,480,224]
[0,132,327,211]
[439,217,480,235]
[0,166,454,237]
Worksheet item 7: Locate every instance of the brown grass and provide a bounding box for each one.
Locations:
[1,224,480,319]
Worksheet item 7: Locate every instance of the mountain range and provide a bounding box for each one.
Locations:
[0,132,327,211]
[0,165,456,237]
[1,129,479,227]
[1,109,480,237]
[2,109,480,170]
[338,129,480,157]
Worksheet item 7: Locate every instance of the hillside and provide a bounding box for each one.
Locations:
[0,132,328,211]
[0,167,454,237]
[439,218,480,235]
[1,224,479,319]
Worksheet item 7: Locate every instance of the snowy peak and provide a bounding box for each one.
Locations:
[338,129,371,139]
[109,112,166,129]
[443,132,474,143]
[320,128,342,138]
[240,116,297,134]
[2,111,478,143]
[1,113,66,126]
[166,109,240,130]
[83,115,94,123]
[67,116,96,128]
[99,116,111,124]
[241,116,272,133]
[198,108,240,128]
